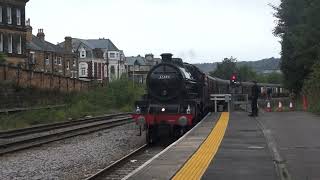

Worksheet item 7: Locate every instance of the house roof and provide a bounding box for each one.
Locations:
[126,56,162,66]
[27,35,64,53]
[126,56,146,66]
[59,38,119,51]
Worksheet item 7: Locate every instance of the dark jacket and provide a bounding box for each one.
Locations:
[252,84,259,99]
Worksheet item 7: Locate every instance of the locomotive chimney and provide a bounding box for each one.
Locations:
[161,53,173,62]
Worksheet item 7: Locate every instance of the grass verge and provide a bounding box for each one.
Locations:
[0,79,145,130]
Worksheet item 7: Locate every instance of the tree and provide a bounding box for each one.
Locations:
[273,0,320,93]
[209,57,237,79]
[237,65,257,82]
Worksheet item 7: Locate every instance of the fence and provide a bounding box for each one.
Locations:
[0,64,92,92]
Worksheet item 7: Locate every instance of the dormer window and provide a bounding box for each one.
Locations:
[16,9,21,25]
[7,7,12,24]
[80,48,86,58]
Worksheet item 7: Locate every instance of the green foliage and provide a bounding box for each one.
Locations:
[237,65,257,81]
[273,0,320,93]
[209,57,237,79]
[210,58,283,83]
[303,62,320,113]
[255,72,283,84]
[0,79,145,130]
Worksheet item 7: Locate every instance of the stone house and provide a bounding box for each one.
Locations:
[26,27,78,78]
[59,38,125,82]
[0,0,29,66]
[126,54,161,84]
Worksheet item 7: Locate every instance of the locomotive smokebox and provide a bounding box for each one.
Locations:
[161,53,173,62]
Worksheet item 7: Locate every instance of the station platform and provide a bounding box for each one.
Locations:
[124,111,320,180]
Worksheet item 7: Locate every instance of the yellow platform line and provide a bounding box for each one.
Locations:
[172,112,229,180]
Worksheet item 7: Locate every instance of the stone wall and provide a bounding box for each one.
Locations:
[0,64,91,92]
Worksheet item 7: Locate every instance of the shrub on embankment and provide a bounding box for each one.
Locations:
[0,79,145,130]
[303,62,320,113]
[0,81,67,109]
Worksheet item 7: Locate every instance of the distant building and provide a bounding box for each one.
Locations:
[126,54,161,83]
[59,38,125,82]
[0,0,29,66]
[26,26,78,78]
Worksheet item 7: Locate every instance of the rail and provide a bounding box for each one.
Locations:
[0,113,133,155]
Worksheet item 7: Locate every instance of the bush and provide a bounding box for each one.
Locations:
[0,79,145,130]
[303,62,320,113]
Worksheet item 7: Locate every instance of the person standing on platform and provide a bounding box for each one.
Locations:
[249,81,260,116]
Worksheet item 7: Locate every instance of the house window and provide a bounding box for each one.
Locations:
[8,35,12,53]
[0,34,3,52]
[109,52,115,58]
[81,67,86,76]
[54,56,57,65]
[7,7,12,24]
[111,66,115,75]
[17,36,22,54]
[71,71,77,78]
[80,49,86,58]
[58,57,62,65]
[0,6,2,23]
[73,60,76,66]
[30,52,35,64]
[16,9,21,25]
[66,61,70,70]
[45,54,50,65]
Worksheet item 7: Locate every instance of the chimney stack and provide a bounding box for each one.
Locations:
[26,19,32,42]
[161,53,173,62]
[37,29,45,41]
[64,36,73,53]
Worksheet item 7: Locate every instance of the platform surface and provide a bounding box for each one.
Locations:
[202,111,277,180]
[125,113,220,180]
[258,111,320,180]
[126,111,320,180]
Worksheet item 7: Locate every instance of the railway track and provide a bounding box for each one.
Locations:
[0,113,133,155]
[86,141,172,180]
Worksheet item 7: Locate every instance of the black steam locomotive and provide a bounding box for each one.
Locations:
[132,53,285,144]
[132,53,219,143]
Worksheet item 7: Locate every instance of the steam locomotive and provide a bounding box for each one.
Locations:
[132,53,285,144]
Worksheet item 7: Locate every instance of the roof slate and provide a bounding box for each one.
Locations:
[59,38,119,52]
[27,35,64,53]
[126,56,146,66]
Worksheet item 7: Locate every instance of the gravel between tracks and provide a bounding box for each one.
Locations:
[0,123,146,180]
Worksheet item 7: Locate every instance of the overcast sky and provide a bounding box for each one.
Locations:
[26,0,281,63]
